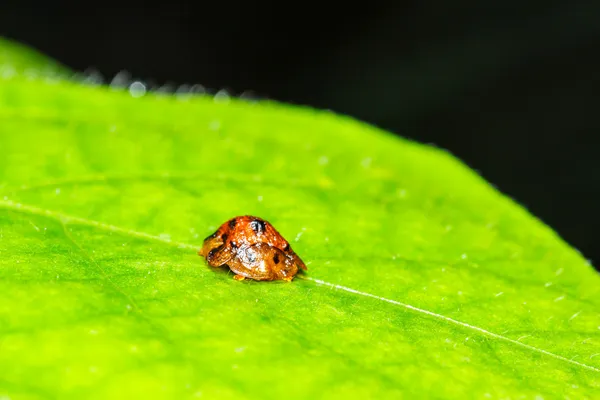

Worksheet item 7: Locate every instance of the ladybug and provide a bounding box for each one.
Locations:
[199,216,307,281]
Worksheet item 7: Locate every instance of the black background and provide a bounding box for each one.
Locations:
[2,1,599,268]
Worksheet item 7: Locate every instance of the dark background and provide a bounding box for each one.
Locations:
[2,1,599,267]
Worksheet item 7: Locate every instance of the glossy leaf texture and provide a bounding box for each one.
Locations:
[1,40,599,400]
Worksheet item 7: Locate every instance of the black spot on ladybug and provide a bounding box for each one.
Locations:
[228,219,236,229]
[273,253,280,264]
[251,219,266,234]
[208,247,218,259]
[221,233,228,241]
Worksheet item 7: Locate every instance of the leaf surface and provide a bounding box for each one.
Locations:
[1,40,599,400]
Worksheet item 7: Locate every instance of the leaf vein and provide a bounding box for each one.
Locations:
[1,198,598,373]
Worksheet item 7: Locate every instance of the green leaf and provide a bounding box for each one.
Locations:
[0,37,71,80]
[1,39,599,400]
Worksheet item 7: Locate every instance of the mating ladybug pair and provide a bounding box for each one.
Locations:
[199,216,307,281]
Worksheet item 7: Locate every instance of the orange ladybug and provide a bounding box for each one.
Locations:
[199,216,307,281]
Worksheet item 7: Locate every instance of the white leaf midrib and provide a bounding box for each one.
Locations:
[1,198,598,374]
